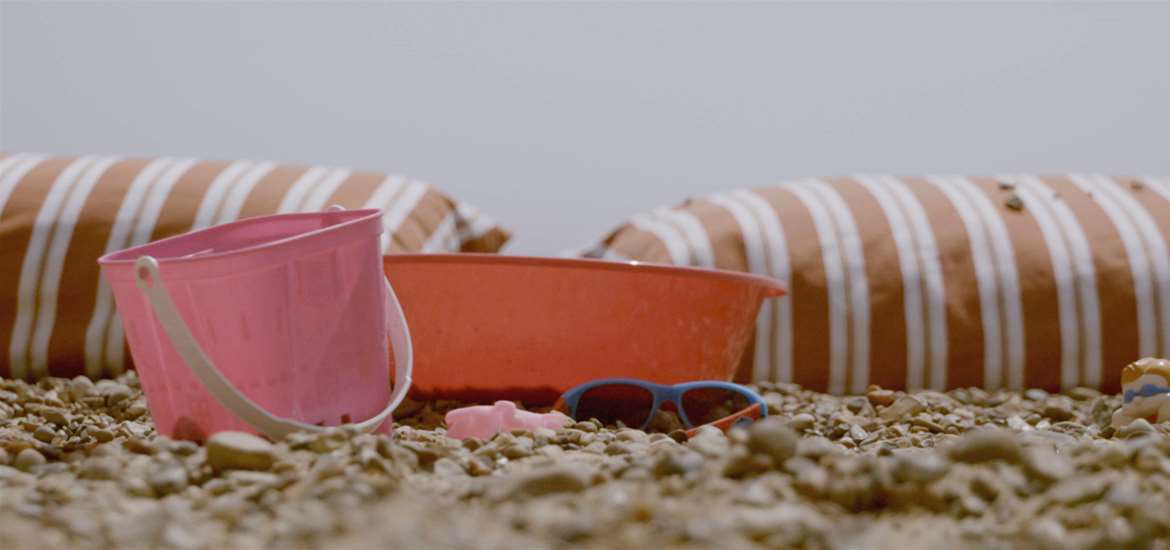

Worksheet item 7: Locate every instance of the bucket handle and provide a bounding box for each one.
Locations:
[132,255,414,441]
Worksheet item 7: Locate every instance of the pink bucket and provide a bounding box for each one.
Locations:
[98,208,412,441]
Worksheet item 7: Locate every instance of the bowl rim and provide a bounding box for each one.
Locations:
[383,253,786,297]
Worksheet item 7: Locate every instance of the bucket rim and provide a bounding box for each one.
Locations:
[99,209,382,266]
[383,253,787,297]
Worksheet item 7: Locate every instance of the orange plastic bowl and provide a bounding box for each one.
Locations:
[383,254,786,404]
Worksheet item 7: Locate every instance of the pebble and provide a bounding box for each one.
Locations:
[866,388,897,407]
[148,464,189,495]
[13,448,45,472]
[507,465,591,497]
[652,449,705,478]
[947,430,1022,463]
[206,431,275,472]
[1120,418,1155,439]
[746,417,798,464]
[879,395,925,422]
[787,413,816,431]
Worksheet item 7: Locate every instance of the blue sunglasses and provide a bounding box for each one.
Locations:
[555,378,767,433]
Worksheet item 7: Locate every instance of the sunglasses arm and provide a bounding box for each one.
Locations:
[684,402,764,439]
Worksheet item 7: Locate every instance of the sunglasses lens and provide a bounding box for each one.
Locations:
[575,384,655,428]
[681,387,752,426]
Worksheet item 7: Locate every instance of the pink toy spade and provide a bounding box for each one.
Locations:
[445,401,570,440]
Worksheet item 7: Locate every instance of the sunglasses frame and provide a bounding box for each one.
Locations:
[557,378,768,433]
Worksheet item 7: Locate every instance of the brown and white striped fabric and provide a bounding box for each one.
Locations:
[0,152,510,381]
[583,175,1170,394]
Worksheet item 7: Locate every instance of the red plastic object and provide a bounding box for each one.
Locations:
[383,254,786,404]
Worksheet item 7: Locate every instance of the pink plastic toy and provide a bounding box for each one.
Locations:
[445,401,571,440]
[98,208,413,441]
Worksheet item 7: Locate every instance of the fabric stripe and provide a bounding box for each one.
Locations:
[777,181,849,394]
[1067,174,1157,358]
[192,160,252,230]
[732,189,793,383]
[953,177,1026,390]
[924,175,1003,389]
[1010,178,1080,388]
[213,161,276,224]
[381,180,429,253]
[631,211,691,265]
[1018,175,1101,388]
[654,207,716,268]
[706,192,774,381]
[275,165,328,214]
[854,175,926,389]
[362,175,408,252]
[103,159,199,376]
[0,155,48,216]
[9,156,98,379]
[806,179,871,393]
[1088,175,1170,358]
[298,168,353,213]
[28,156,120,379]
[880,176,948,390]
[83,158,174,377]
[422,212,459,253]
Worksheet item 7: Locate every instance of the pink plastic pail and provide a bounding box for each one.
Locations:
[98,208,412,441]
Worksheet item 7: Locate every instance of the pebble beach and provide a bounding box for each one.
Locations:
[2,373,1169,549]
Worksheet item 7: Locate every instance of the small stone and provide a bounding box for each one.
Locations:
[866,388,896,407]
[1024,389,1048,401]
[1004,194,1024,211]
[1042,401,1075,422]
[652,449,705,478]
[848,424,868,443]
[879,395,925,422]
[1022,446,1072,483]
[123,403,148,420]
[68,376,96,401]
[13,448,45,472]
[1121,418,1155,439]
[206,431,275,472]
[34,425,56,443]
[148,465,189,496]
[41,408,69,426]
[80,457,120,480]
[787,413,816,431]
[89,428,115,443]
[948,429,1021,463]
[892,451,949,483]
[746,417,798,464]
[0,448,8,466]
[508,465,590,498]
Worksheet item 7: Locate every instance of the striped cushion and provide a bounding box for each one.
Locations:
[583,175,1170,394]
[0,153,509,380]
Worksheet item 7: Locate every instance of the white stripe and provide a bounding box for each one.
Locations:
[275,165,327,214]
[1018,175,1101,388]
[421,212,459,253]
[298,168,352,213]
[28,156,120,379]
[925,175,1002,390]
[9,156,97,379]
[706,193,774,382]
[1067,174,1157,358]
[213,161,276,224]
[1086,174,1170,357]
[880,176,948,389]
[733,189,793,383]
[0,154,48,215]
[1009,177,1080,388]
[631,212,691,265]
[362,175,408,252]
[776,181,849,394]
[853,175,926,390]
[455,202,501,240]
[653,208,715,268]
[806,179,871,393]
[380,180,429,253]
[192,161,252,230]
[103,159,199,376]
[83,158,174,377]
[952,176,1027,390]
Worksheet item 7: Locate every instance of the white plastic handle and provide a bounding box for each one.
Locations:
[132,254,414,441]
